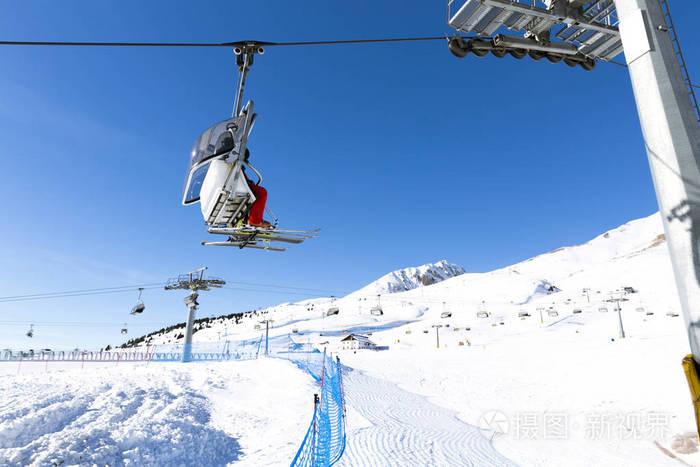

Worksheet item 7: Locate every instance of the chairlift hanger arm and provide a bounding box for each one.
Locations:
[232,43,263,118]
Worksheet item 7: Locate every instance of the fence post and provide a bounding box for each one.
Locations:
[337,356,346,422]
[81,351,85,369]
[312,393,319,465]
[147,345,156,365]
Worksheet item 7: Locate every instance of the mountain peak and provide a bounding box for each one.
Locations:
[351,260,466,296]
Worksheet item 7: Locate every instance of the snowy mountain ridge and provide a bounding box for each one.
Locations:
[504,212,666,281]
[349,260,466,297]
[126,212,672,348]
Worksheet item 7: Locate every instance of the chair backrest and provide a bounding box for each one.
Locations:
[200,159,256,227]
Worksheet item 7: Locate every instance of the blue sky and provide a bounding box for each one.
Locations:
[0,0,698,349]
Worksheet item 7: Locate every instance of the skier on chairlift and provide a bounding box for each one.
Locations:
[182,42,318,250]
[211,124,271,229]
[241,149,270,229]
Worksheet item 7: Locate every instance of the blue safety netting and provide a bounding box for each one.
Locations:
[0,337,265,363]
[280,345,346,467]
[150,336,264,362]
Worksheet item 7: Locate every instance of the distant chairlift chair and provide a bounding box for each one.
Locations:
[370,294,383,316]
[130,288,146,315]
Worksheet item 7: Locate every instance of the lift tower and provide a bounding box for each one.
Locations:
[448,0,700,434]
[165,267,225,362]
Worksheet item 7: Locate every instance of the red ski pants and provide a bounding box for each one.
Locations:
[248,183,267,224]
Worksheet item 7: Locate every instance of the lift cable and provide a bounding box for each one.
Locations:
[0,37,446,48]
[605,59,700,90]
[0,283,165,301]
[0,284,164,303]
[0,281,492,306]
[0,320,164,327]
[0,281,351,304]
[0,36,652,73]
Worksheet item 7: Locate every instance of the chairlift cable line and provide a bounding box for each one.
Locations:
[0,288,162,304]
[605,59,699,90]
[0,285,163,303]
[0,282,524,305]
[0,282,164,301]
[0,35,634,69]
[0,277,531,306]
[0,280,351,304]
[0,37,447,48]
[0,320,164,327]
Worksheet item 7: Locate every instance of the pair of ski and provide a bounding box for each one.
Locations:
[202,226,320,252]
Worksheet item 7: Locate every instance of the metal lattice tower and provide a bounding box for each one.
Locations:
[658,0,700,123]
[165,267,225,362]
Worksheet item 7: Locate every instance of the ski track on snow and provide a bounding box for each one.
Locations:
[338,369,516,467]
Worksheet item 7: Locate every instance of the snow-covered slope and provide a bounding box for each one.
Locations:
[128,215,673,348]
[508,212,667,280]
[16,212,695,466]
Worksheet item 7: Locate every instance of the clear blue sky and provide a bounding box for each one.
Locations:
[0,0,698,349]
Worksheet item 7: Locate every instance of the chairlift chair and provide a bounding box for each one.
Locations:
[26,324,34,338]
[183,103,259,229]
[181,44,319,252]
[370,294,385,316]
[130,288,145,315]
[121,324,128,335]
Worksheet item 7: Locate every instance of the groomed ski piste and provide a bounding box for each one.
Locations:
[2,212,700,466]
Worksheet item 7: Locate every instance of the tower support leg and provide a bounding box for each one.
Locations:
[617,0,700,439]
[182,292,199,362]
[617,0,700,358]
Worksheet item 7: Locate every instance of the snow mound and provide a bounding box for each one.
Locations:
[0,359,315,467]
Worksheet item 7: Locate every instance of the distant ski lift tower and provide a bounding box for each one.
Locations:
[447,0,700,434]
[431,324,444,349]
[165,267,225,362]
[606,292,629,339]
[259,319,274,356]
